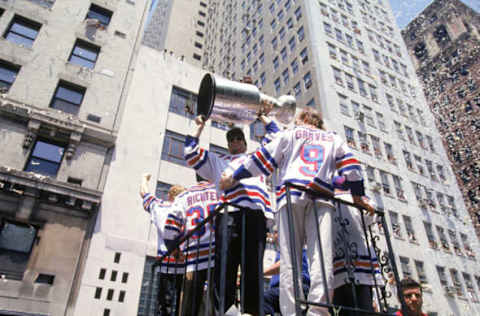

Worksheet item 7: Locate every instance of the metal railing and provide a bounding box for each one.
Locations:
[144,184,408,316]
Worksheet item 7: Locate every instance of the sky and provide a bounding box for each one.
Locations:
[390,0,480,29]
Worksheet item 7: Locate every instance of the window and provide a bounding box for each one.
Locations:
[271,36,278,49]
[86,4,113,27]
[345,73,354,91]
[295,7,302,20]
[437,226,449,251]
[279,27,286,40]
[300,48,308,64]
[99,268,106,280]
[271,19,277,30]
[50,81,86,115]
[362,61,370,74]
[376,112,386,131]
[356,40,365,53]
[403,216,416,242]
[357,79,367,97]
[324,22,333,36]
[68,39,100,69]
[338,94,350,116]
[340,50,349,65]
[345,33,354,48]
[168,86,197,118]
[328,43,337,59]
[273,56,279,70]
[415,261,428,284]
[0,220,38,280]
[307,98,315,107]
[291,59,299,74]
[390,211,402,238]
[95,287,102,299]
[280,47,287,61]
[25,139,65,177]
[114,252,121,263]
[303,72,312,89]
[111,270,117,281]
[0,60,20,92]
[274,78,281,94]
[297,26,305,41]
[277,10,284,20]
[288,36,296,51]
[332,67,343,86]
[161,130,187,166]
[294,82,301,96]
[282,68,289,85]
[260,72,266,85]
[4,15,42,48]
[122,272,129,283]
[335,28,344,42]
[424,222,436,246]
[119,290,126,303]
[399,257,411,277]
[344,126,356,148]
[379,170,390,194]
[195,31,204,38]
[107,289,114,301]
[155,181,171,201]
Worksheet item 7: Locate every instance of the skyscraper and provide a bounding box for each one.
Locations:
[402,0,480,240]
[142,0,208,67]
[201,0,480,314]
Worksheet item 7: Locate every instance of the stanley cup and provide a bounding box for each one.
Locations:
[197,74,296,125]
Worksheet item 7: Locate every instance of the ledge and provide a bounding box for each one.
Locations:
[0,166,102,209]
[0,97,116,147]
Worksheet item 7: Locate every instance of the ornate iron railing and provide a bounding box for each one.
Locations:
[143,184,408,316]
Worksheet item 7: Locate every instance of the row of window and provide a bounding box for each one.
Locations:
[2,4,111,48]
[376,66,413,99]
[332,66,378,101]
[319,2,359,33]
[322,0,355,16]
[364,164,406,200]
[398,255,480,302]
[324,21,366,54]
[410,181,456,217]
[403,150,445,182]
[371,48,409,79]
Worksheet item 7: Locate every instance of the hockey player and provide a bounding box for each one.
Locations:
[140,173,185,316]
[331,176,383,316]
[163,180,219,316]
[219,108,374,316]
[183,115,278,315]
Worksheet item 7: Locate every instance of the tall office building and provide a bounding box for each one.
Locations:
[142,0,208,67]
[201,0,480,314]
[0,0,149,315]
[402,0,480,240]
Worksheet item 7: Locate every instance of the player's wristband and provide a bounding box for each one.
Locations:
[233,166,252,181]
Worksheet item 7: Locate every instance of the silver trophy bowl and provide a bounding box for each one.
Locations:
[197,74,296,125]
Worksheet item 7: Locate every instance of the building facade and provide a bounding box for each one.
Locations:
[402,0,480,240]
[142,0,207,67]
[0,0,149,315]
[202,0,480,315]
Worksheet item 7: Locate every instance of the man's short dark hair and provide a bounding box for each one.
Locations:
[226,127,246,143]
[398,277,422,300]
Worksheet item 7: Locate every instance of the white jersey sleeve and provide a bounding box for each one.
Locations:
[184,135,227,184]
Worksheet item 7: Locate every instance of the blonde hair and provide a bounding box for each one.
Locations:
[296,108,324,129]
[168,185,185,201]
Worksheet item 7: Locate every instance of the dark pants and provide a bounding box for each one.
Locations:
[333,284,374,316]
[214,209,267,315]
[264,285,310,316]
[179,269,214,316]
[157,273,183,316]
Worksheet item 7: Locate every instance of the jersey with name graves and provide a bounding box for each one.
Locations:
[232,126,364,210]
[142,193,185,273]
[164,182,219,272]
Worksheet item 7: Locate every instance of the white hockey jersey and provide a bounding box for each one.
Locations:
[332,190,384,288]
[164,182,218,272]
[232,126,364,210]
[142,193,185,273]
[184,128,276,219]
